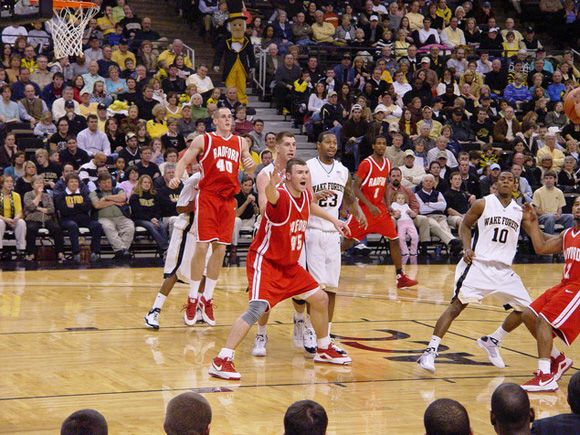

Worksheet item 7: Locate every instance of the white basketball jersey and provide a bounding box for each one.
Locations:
[473,194,522,266]
[307,158,349,232]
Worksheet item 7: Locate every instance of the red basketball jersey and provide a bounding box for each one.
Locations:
[561,228,580,285]
[356,155,391,208]
[250,185,312,267]
[197,132,242,198]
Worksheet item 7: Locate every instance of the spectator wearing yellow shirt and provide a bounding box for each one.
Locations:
[536,132,565,171]
[435,0,452,26]
[21,46,37,73]
[501,18,524,46]
[0,175,26,258]
[532,170,574,234]
[502,32,520,58]
[440,17,466,48]
[97,6,116,35]
[112,0,126,24]
[311,10,335,43]
[158,39,193,70]
[146,104,169,139]
[405,1,425,32]
[111,39,136,71]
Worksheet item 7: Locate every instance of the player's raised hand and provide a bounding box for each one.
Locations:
[314,189,334,201]
[522,203,537,223]
[269,170,281,187]
[334,219,350,237]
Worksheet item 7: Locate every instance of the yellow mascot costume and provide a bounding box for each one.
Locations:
[213,0,256,105]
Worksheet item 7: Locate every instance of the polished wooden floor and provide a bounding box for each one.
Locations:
[0,263,578,434]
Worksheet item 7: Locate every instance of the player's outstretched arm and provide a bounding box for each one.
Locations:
[311,202,351,237]
[170,136,204,188]
[522,203,564,255]
[459,198,485,263]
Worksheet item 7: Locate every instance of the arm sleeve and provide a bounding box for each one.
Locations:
[264,188,290,224]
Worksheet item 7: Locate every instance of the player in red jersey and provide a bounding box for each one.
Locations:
[208,159,352,380]
[169,107,255,327]
[521,197,580,392]
[343,136,418,289]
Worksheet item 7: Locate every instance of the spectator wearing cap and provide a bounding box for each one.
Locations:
[60,100,88,136]
[427,136,458,167]
[532,169,574,234]
[118,132,141,168]
[362,14,383,45]
[400,149,426,189]
[311,10,336,43]
[440,17,466,48]
[341,104,369,170]
[480,162,501,196]
[413,58,439,89]
[320,90,347,142]
[405,1,424,32]
[365,105,391,154]
[480,26,503,53]
[493,106,521,146]
[536,132,565,172]
[522,26,542,51]
[77,114,112,157]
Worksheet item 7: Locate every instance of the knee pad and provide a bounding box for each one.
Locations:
[241,300,269,325]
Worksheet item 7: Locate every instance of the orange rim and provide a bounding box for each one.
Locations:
[29,0,98,9]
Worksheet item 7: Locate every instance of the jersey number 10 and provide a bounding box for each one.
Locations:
[491,227,508,244]
[216,159,233,173]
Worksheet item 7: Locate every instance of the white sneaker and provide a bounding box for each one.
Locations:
[330,338,347,355]
[303,326,317,357]
[293,314,305,349]
[418,347,437,373]
[251,334,268,357]
[477,336,505,368]
[144,308,160,329]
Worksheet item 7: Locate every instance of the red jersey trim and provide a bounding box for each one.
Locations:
[252,221,272,302]
[264,189,292,227]
[198,133,213,167]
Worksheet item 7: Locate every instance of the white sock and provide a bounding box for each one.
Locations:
[152,293,166,310]
[538,358,551,375]
[328,322,332,335]
[294,312,304,321]
[218,348,234,359]
[551,346,561,359]
[305,315,313,329]
[257,324,267,335]
[203,277,217,300]
[317,335,331,349]
[429,335,441,351]
[188,280,201,300]
[489,327,508,343]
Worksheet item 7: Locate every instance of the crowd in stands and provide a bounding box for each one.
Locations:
[0,0,579,261]
[58,372,580,434]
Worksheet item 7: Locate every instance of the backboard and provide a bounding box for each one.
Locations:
[0,0,53,26]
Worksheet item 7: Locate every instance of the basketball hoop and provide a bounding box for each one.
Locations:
[35,0,100,59]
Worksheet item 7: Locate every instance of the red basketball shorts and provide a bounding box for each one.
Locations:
[195,190,236,244]
[529,282,580,346]
[246,252,319,309]
[347,206,398,241]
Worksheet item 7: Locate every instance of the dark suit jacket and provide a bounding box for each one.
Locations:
[531,413,580,435]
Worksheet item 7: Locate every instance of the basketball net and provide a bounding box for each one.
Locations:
[48,1,99,59]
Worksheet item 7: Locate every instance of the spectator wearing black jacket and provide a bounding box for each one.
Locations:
[118,132,141,168]
[479,27,503,53]
[136,146,160,178]
[129,174,168,251]
[272,53,302,114]
[320,91,347,142]
[136,86,157,120]
[485,59,508,96]
[447,108,478,151]
[53,163,90,198]
[55,174,102,262]
[59,136,90,170]
[402,77,433,108]
[162,64,186,94]
[59,100,87,135]
[444,172,472,230]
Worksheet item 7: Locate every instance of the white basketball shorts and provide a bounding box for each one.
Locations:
[299,228,341,291]
[164,221,212,283]
[453,258,531,311]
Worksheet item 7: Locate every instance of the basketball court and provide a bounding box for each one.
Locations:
[1,262,577,433]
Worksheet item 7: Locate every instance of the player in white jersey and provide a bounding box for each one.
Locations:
[418,171,536,373]
[299,132,366,352]
[144,172,211,329]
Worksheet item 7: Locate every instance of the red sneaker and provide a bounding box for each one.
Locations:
[199,296,216,326]
[314,343,352,365]
[521,371,558,392]
[397,273,418,289]
[551,353,573,382]
[208,356,241,380]
[182,297,199,326]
